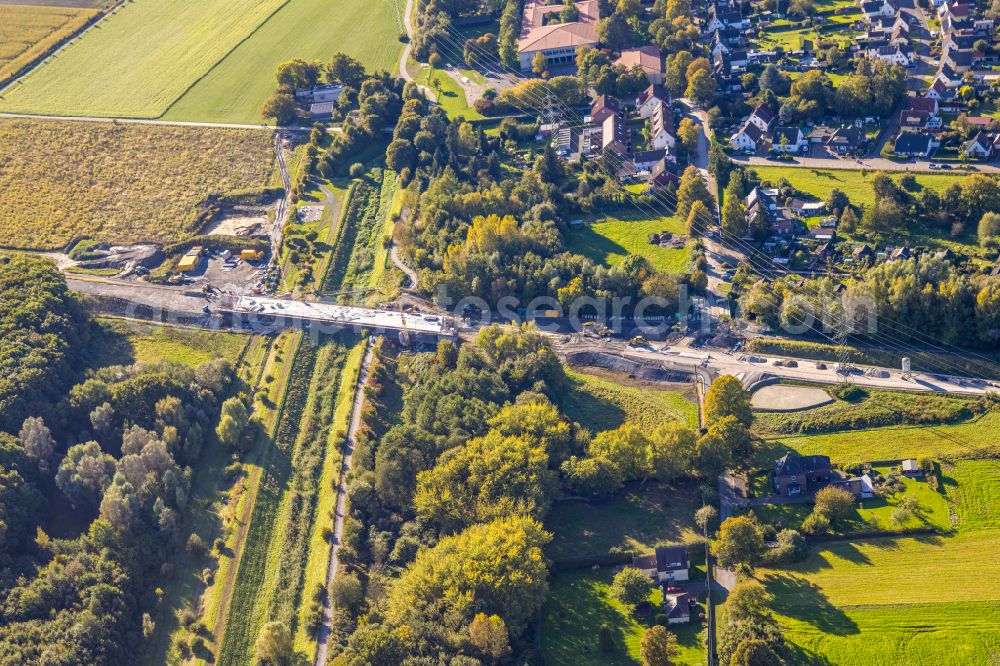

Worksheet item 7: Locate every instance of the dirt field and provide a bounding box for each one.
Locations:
[751,384,834,411]
[0,118,273,249]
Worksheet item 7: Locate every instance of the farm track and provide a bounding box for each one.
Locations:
[0,111,279,130]
[313,343,374,666]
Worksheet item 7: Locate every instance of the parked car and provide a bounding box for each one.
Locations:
[666,586,683,593]
[928,163,940,169]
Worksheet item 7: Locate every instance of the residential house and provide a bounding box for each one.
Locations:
[636,84,669,119]
[889,245,912,261]
[893,131,939,157]
[729,120,764,152]
[632,148,668,171]
[591,95,622,125]
[774,453,834,497]
[938,1,971,21]
[962,130,994,158]
[862,0,895,19]
[748,104,776,133]
[868,44,913,66]
[632,546,690,582]
[649,157,681,188]
[663,592,692,624]
[601,113,629,156]
[926,78,951,100]
[826,125,866,155]
[517,0,600,71]
[943,45,973,72]
[901,458,924,477]
[853,244,876,265]
[616,46,664,85]
[649,101,676,151]
[771,126,807,153]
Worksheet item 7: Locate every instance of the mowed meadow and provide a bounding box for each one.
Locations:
[0,0,405,122]
[0,118,273,249]
[0,3,98,81]
[163,0,405,124]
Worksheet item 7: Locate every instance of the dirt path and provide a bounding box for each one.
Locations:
[313,343,374,666]
[0,111,280,130]
[389,241,418,290]
[271,132,293,262]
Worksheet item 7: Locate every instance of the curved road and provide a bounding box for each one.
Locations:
[313,344,374,666]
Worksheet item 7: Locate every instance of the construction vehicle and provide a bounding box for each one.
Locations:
[241,248,265,262]
[629,336,649,347]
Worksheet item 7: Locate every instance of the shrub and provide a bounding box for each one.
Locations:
[801,511,830,535]
[186,533,208,556]
[349,162,365,178]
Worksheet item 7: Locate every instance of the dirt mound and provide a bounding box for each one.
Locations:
[566,351,689,382]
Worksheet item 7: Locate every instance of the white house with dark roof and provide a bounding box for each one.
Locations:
[962,131,994,159]
[771,126,807,153]
[730,121,764,152]
[649,101,676,151]
[636,84,669,118]
[632,546,690,582]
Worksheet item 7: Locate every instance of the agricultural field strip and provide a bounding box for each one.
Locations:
[216,337,318,664]
[0,0,289,117]
[200,331,301,661]
[0,118,273,250]
[163,0,405,124]
[0,3,99,83]
[294,340,366,656]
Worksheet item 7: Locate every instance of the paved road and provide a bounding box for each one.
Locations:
[0,111,281,130]
[313,343,373,666]
[731,152,1000,174]
[389,241,418,289]
[398,0,437,101]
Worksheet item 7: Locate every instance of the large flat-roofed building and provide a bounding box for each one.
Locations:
[518,0,600,71]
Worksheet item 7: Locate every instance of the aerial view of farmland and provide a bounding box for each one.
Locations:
[4,0,1000,663]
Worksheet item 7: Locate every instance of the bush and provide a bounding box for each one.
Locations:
[835,384,867,402]
[186,533,208,557]
[654,612,670,627]
[349,162,365,178]
[801,511,830,535]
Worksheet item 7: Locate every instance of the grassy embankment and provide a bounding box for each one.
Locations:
[189,330,303,664]
[293,340,366,656]
[216,333,365,664]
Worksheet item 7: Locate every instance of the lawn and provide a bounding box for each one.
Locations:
[750,466,951,534]
[0,0,289,117]
[758,530,1000,665]
[540,569,706,666]
[0,3,98,81]
[744,459,1000,664]
[761,411,1000,464]
[545,482,703,562]
[411,62,484,121]
[566,210,691,274]
[0,118,273,249]
[163,0,405,123]
[748,166,966,211]
[93,317,249,367]
[949,459,1000,532]
[747,166,982,253]
[560,367,699,434]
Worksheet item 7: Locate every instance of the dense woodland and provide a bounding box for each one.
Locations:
[0,254,242,664]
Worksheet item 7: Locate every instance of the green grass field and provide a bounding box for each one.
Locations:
[761,411,1000,464]
[0,0,289,117]
[949,459,1000,532]
[410,62,484,121]
[750,466,951,534]
[545,482,702,562]
[746,459,1000,664]
[746,166,983,253]
[560,367,698,434]
[93,317,248,367]
[541,569,706,666]
[0,0,403,122]
[566,210,691,274]
[164,0,404,123]
[748,166,966,211]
